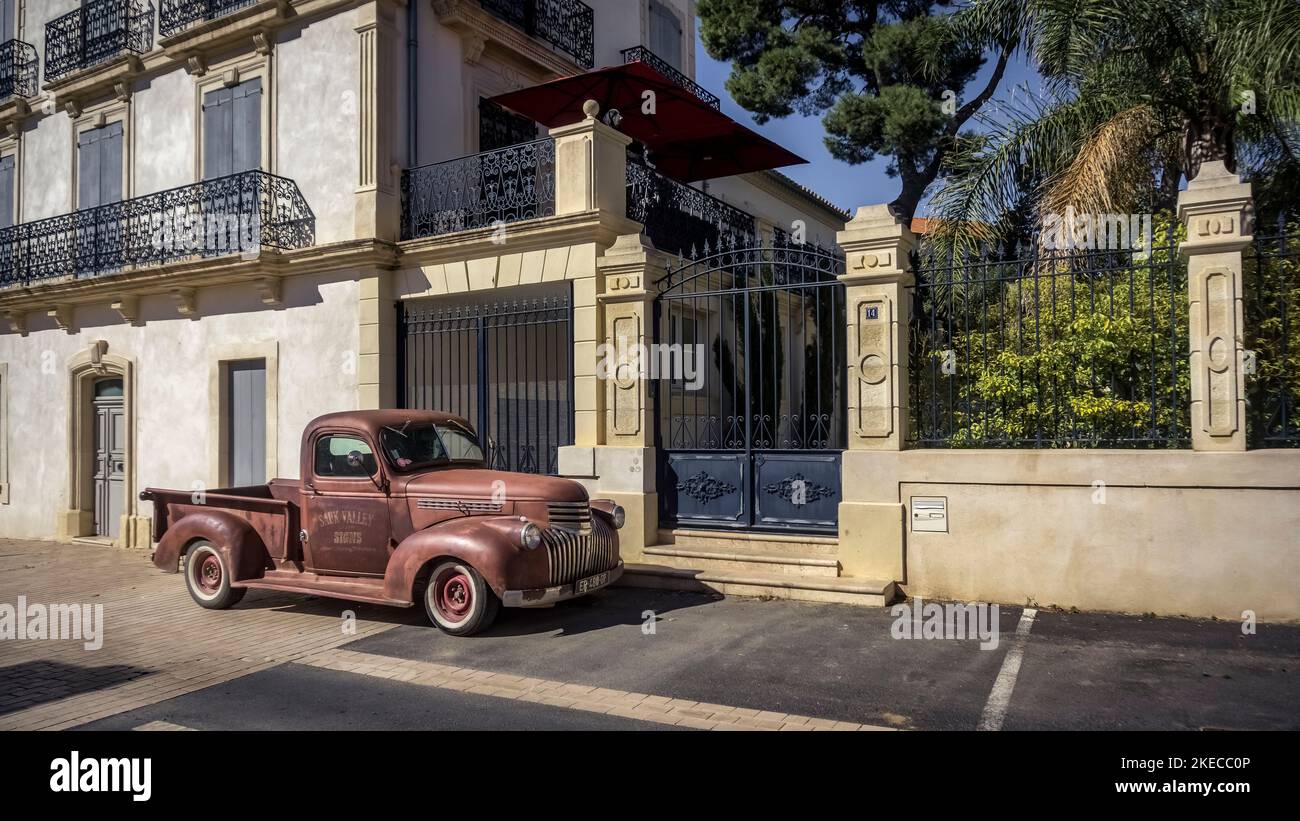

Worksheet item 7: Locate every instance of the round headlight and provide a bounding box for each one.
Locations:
[519,522,543,550]
[611,505,626,529]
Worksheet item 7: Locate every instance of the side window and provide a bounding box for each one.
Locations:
[0,154,14,230]
[649,0,683,70]
[314,435,377,478]
[203,77,262,179]
[77,123,124,210]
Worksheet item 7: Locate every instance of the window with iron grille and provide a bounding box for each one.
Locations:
[478,98,538,152]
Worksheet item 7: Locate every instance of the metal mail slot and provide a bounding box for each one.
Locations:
[911,496,948,533]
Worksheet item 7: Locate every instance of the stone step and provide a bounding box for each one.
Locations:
[620,563,899,607]
[642,544,840,578]
[655,528,840,557]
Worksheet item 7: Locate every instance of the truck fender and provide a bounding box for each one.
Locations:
[152,510,269,582]
[383,516,532,603]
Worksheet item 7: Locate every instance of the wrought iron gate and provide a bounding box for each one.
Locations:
[398,289,573,474]
[656,240,846,533]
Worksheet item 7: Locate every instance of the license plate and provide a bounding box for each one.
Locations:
[574,571,609,595]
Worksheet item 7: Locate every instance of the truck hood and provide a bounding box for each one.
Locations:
[401,467,588,503]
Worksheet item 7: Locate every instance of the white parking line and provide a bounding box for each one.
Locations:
[977,607,1037,731]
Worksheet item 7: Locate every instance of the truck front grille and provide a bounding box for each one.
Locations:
[547,500,592,535]
[544,518,618,586]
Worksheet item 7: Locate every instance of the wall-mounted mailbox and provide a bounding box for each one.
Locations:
[911,496,948,532]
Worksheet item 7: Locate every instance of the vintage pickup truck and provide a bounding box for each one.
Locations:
[141,410,624,635]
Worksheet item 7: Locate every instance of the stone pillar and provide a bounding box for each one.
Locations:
[354,1,401,241]
[1178,161,1253,452]
[558,233,665,560]
[357,270,396,409]
[834,205,917,581]
[548,100,633,218]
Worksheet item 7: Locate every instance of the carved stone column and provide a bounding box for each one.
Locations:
[1178,161,1253,452]
[355,1,401,241]
[834,205,917,582]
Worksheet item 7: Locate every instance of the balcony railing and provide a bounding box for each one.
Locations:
[621,46,720,110]
[401,138,556,241]
[626,155,756,258]
[0,171,315,287]
[45,0,155,84]
[480,0,594,69]
[159,0,262,38]
[0,39,38,101]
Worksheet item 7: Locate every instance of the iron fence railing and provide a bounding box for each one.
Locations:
[908,219,1190,448]
[45,0,155,83]
[627,154,756,259]
[0,39,39,100]
[1244,209,1300,447]
[400,138,556,241]
[621,45,720,109]
[0,171,315,287]
[159,0,262,38]
[480,0,594,69]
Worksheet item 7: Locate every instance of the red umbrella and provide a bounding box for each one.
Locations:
[490,61,806,182]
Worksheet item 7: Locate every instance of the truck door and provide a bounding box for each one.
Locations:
[302,431,393,576]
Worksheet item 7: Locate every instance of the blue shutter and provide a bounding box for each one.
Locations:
[649,1,683,70]
[232,77,262,173]
[99,122,124,205]
[78,128,102,209]
[227,359,267,486]
[203,86,234,179]
[0,0,15,40]
[0,155,14,230]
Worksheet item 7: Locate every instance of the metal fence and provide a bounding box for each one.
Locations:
[480,0,594,69]
[159,0,261,38]
[45,0,155,83]
[621,46,720,109]
[626,154,756,259]
[0,171,315,286]
[400,138,556,241]
[0,39,38,101]
[909,220,1190,448]
[1244,209,1300,447]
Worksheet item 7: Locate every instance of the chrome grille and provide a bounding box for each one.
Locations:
[544,518,618,586]
[416,499,503,512]
[547,500,592,535]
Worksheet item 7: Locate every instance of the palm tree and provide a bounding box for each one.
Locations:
[929,0,1300,251]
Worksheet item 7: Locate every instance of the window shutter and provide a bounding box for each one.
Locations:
[0,155,14,230]
[227,359,267,486]
[232,77,262,173]
[649,1,683,70]
[0,0,15,41]
[203,86,235,179]
[99,122,124,206]
[78,129,102,210]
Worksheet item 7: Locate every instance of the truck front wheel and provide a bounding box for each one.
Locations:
[184,541,247,610]
[424,559,500,636]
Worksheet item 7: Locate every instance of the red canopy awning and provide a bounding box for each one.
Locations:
[490,61,806,183]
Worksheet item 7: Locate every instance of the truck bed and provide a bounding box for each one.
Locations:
[141,479,301,564]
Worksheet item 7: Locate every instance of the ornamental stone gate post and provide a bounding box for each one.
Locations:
[835,205,916,582]
[1177,161,1253,452]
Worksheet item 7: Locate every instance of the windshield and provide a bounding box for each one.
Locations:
[380,422,484,472]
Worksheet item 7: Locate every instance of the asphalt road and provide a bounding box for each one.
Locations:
[78,586,1300,732]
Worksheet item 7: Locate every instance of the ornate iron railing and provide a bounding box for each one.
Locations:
[400,138,556,241]
[621,45,720,109]
[1244,209,1300,447]
[627,154,757,259]
[45,0,155,83]
[159,0,261,38]
[480,0,594,69]
[909,219,1190,448]
[0,171,314,287]
[0,40,39,101]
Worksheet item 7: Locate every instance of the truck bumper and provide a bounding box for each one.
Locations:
[502,561,624,608]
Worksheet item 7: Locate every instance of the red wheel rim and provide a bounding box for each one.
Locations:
[433,567,474,622]
[194,552,222,594]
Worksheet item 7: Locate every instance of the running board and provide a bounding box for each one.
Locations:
[233,576,414,608]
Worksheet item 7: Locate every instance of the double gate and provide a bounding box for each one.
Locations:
[398,288,573,474]
[655,241,846,533]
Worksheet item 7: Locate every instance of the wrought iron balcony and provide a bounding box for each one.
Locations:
[0,40,39,101]
[480,0,594,69]
[626,154,756,259]
[401,138,556,241]
[621,46,720,110]
[45,0,155,84]
[159,0,262,38]
[0,171,315,287]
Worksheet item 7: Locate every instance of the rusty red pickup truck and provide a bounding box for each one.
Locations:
[141,410,624,635]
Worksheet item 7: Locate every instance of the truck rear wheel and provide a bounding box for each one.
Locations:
[424,559,499,636]
[184,541,246,610]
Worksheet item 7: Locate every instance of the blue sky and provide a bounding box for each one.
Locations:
[692,28,1042,215]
